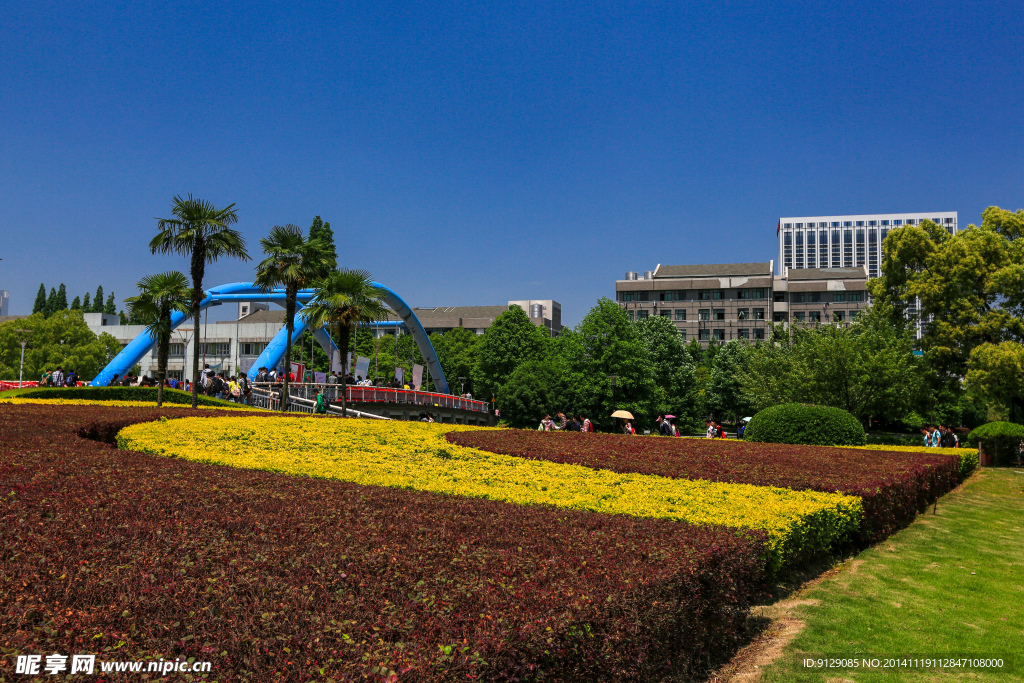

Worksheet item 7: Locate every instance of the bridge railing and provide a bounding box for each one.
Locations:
[251,383,491,414]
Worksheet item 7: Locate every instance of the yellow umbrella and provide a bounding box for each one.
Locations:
[610,410,633,419]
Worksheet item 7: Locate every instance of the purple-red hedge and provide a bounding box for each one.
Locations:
[0,405,765,682]
[447,430,963,543]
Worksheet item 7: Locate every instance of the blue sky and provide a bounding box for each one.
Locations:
[2,1,1022,326]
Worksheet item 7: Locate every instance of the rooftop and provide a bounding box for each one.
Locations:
[786,266,868,280]
[653,262,773,279]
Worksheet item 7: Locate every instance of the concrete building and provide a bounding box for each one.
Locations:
[615,262,868,343]
[0,290,8,317]
[778,212,958,278]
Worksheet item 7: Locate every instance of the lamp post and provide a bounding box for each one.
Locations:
[14,329,33,387]
[458,376,467,395]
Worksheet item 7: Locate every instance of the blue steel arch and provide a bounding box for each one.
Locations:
[90,282,450,393]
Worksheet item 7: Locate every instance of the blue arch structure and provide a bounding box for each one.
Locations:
[90,281,450,393]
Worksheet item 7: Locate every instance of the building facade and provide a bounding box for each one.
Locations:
[0,290,8,317]
[777,212,958,278]
[615,262,868,343]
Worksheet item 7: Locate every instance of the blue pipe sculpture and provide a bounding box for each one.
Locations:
[90,282,450,394]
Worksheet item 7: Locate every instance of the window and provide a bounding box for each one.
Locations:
[240,342,265,356]
[795,223,803,228]
[698,309,710,321]
[893,219,902,226]
[850,310,860,321]
[945,217,954,224]
[832,222,841,227]
[637,310,649,320]
[791,292,805,303]
[773,312,787,322]
[849,292,863,302]
[660,310,672,318]
[774,292,786,302]
[753,328,765,340]
[679,330,687,340]
[737,308,749,320]
[622,292,636,302]
[794,312,806,322]
[713,309,725,321]
[844,221,853,227]
[869,220,877,226]
[698,290,712,300]
[659,290,684,301]
[200,342,230,356]
[738,288,766,300]
[712,329,725,341]
[674,309,686,321]
[712,290,724,300]
[699,329,710,341]
[168,343,184,357]
[809,292,822,303]
[627,310,634,321]
[833,292,846,302]
[738,329,749,340]
[833,310,846,323]
[808,311,821,323]
[753,308,765,320]
[784,223,792,228]
[856,221,864,226]
[882,220,889,226]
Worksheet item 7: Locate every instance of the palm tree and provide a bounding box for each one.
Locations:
[124,271,193,407]
[253,224,332,410]
[150,195,249,408]
[302,269,390,416]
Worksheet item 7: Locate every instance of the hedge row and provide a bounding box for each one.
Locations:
[0,385,239,407]
[744,403,867,446]
[0,405,766,682]
[446,430,965,543]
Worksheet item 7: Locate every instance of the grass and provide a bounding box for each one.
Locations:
[760,468,1024,682]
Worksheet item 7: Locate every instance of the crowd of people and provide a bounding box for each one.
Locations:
[538,413,595,432]
[921,424,960,448]
[38,367,81,387]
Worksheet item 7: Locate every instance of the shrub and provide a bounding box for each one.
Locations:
[1,385,239,408]
[447,430,963,544]
[744,403,866,446]
[0,404,765,681]
[966,421,1024,466]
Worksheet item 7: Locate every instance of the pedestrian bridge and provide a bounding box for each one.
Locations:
[250,383,495,426]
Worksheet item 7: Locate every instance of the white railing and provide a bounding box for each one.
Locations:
[251,382,491,414]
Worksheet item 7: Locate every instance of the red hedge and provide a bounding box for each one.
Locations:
[447,430,963,543]
[0,405,765,682]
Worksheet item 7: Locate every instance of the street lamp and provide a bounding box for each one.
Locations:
[458,376,467,394]
[14,329,33,387]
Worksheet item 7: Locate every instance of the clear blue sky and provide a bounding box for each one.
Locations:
[2,1,1021,326]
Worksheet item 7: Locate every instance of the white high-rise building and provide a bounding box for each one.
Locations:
[0,290,9,316]
[778,212,959,279]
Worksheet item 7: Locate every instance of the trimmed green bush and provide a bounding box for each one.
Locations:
[0,386,239,408]
[966,421,1024,467]
[744,403,866,446]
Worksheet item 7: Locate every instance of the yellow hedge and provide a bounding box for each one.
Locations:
[117,417,861,572]
[0,397,259,411]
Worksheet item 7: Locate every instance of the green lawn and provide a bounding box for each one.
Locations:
[760,468,1024,682]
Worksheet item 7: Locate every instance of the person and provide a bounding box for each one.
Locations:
[737,419,747,439]
[557,412,568,429]
[623,420,636,435]
[580,415,593,433]
[565,415,580,432]
[121,374,133,387]
[65,369,77,387]
[228,376,241,402]
[716,421,727,438]
[705,419,715,439]
[314,386,327,414]
[238,372,250,404]
[39,369,51,387]
[658,415,672,436]
[540,414,557,431]
[51,367,65,388]
[108,373,120,387]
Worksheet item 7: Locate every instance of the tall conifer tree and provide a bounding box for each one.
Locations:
[32,284,47,314]
[55,284,68,311]
[92,286,104,313]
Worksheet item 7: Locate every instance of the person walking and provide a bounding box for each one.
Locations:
[580,415,593,432]
[315,386,328,414]
[623,420,636,435]
[51,367,64,388]
[658,415,672,436]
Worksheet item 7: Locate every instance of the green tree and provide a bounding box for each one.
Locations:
[302,268,390,416]
[32,284,47,314]
[309,216,337,269]
[473,305,550,400]
[254,224,332,410]
[55,284,68,311]
[124,272,193,406]
[82,292,91,312]
[868,207,1024,379]
[432,327,479,395]
[151,194,249,408]
[636,315,698,428]
[496,360,566,428]
[42,287,56,318]
[104,292,116,315]
[91,286,104,313]
[70,296,81,310]
[965,341,1024,423]
[706,340,753,424]
[0,310,121,380]
[557,298,658,431]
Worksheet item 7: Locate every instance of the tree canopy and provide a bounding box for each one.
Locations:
[0,311,121,380]
[472,305,550,400]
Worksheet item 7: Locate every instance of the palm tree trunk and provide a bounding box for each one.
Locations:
[339,322,350,418]
[157,331,169,408]
[282,290,296,411]
[190,246,205,409]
